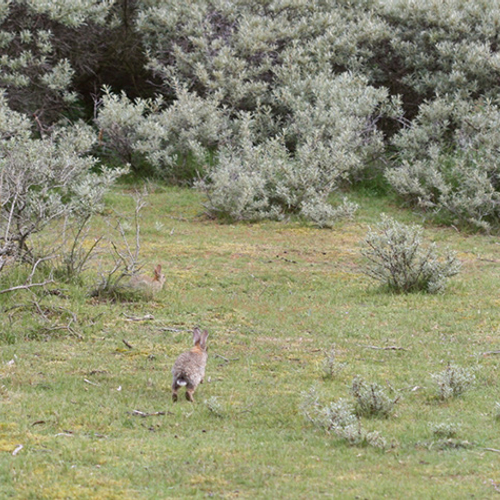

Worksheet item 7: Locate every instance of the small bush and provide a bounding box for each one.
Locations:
[429,422,460,439]
[387,97,500,231]
[204,396,225,418]
[431,363,476,400]
[300,386,388,449]
[362,215,461,293]
[0,95,126,268]
[494,402,500,421]
[321,344,347,379]
[350,376,399,419]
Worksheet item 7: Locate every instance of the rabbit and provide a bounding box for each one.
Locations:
[129,264,166,294]
[172,327,209,402]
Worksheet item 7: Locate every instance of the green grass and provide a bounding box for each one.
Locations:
[1,185,500,498]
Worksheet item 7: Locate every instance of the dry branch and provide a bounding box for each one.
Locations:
[0,280,54,294]
[130,410,167,418]
[122,339,133,349]
[358,344,408,351]
[214,353,239,362]
[483,448,500,454]
[123,313,154,322]
[12,444,23,456]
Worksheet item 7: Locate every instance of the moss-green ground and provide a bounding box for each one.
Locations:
[1,186,500,498]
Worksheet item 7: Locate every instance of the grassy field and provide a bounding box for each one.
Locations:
[1,185,500,499]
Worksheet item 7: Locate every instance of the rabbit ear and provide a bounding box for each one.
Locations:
[192,327,201,344]
[199,329,209,349]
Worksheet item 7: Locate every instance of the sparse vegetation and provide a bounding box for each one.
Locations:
[2,0,500,497]
[430,422,460,439]
[322,344,347,379]
[0,187,498,497]
[350,376,399,418]
[432,363,476,401]
[362,215,461,293]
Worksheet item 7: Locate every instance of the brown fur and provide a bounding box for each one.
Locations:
[129,264,166,293]
[171,328,209,402]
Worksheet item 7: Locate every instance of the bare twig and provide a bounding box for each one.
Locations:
[37,324,83,340]
[122,339,133,349]
[158,327,189,333]
[358,344,408,351]
[129,410,167,418]
[0,280,54,294]
[214,353,239,362]
[482,351,500,356]
[12,444,23,456]
[483,448,500,454]
[84,378,99,386]
[123,313,154,322]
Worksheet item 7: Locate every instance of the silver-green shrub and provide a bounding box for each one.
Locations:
[96,84,230,179]
[387,97,500,230]
[378,0,500,105]
[133,0,395,223]
[494,402,500,420]
[322,344,347,379]
[200,71,391,224]
[0,0,114,124]
[95,88,152,168]
[429,422,460,439]
[0,94,125,267]
[431,363,476,400]
[362,215,461,293]
[300,386,387,449]
[350,376,399,418]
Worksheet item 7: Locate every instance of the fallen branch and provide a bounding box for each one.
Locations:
[158,327,188,333]
[12,444,23,456]
[214,353,239,362]
[482,351,500,356]
[122,339,133,349]
[130,410,167,418]
[358,344,408,351]
[84,378,99,386]
[0,280,54,294]
[483,448,500,454]
[38,324,83,340]
[123,313,155,322]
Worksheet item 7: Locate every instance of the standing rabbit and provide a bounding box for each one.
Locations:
[172,327,209,402]
[129,264,166,294]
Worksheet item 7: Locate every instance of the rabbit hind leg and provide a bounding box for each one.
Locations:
[186,386,195,402]
[172,381,181,402]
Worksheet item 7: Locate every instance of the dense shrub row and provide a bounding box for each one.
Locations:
[1,0,500,231]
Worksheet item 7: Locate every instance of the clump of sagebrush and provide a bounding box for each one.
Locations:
[0,0,114,125]
[0,95,126,275]
[96,85,228,179]
[199,70,389,225]
[362,215,461,293]
[350,376,399,418]
[322,344,347,379]
[494,402,500,421]
[300,386,387,449]
[89,191,153,303]
[204,396,225,418]
[429,422,460,439]
[431,363,476,401]
[387,97,500,231]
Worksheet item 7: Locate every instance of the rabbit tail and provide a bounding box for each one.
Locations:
[172,376,191,402]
